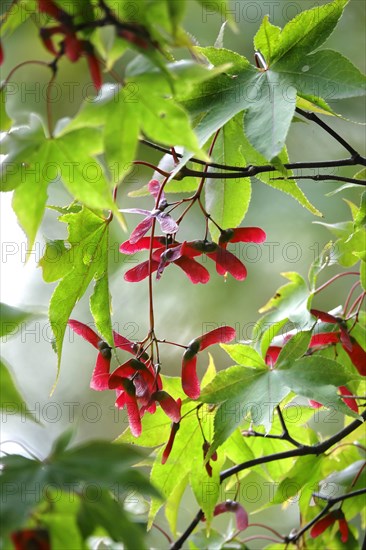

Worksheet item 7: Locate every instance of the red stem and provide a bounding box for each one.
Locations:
[313,271,360,295]
[133,160,170,177]
[245,523,284,539]
[1,60,51,90]
[46,72,57,138]
[350,460,366,488]
[152,522,173,543]
[241,535,284,544]
[170,147,179,165]
[147,174,170,339]
[344,280,361,317]
[347,291,365,318]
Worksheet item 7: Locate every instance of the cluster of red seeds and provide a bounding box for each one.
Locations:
[68,179,267,458]
[37,0,102,89]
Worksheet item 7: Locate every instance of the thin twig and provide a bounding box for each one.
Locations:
[313,271,360,296]
[271,175,366,186]
[313,488,366,503]
[344,280,361,317]
[152,522,173,544]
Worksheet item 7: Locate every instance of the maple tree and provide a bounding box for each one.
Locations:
[1,0,365,548]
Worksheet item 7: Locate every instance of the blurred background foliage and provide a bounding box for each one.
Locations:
[0,1,365,546]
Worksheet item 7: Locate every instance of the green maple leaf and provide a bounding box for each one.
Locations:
[39,207,113,382]
[200,355,361,455]
[178,0,364,165]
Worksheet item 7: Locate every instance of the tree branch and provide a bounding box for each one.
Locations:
[170,410,366,549]
[243,406,302,448]
[180,158,365,180]
[295,107,364,161]
[141,137,366,183]
[313,488,366,504]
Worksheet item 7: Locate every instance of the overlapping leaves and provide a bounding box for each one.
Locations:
[0,432,158,549]
[0,116,116,252]
[179,0,365,162]
[200,336,362,455]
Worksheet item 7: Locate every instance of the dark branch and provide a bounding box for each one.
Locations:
[313,488,366,504]
[141,137,366,184]
[243,407,302,448]
[180,158,365,180]
[142,136,366,180]
[170,410,366,549]
[169,510,204,550]
[295,107,364,161]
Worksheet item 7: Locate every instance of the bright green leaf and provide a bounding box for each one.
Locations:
[296,94,336,116]
[253,16,281,64]
[257,318,289,358]
[276,49,366,100]
[276,330,312,366]
[165,474,189,536]
[90,265,113,347]
[272,455,323,504]
[360,261,366,292]
[258,272,314,328]
[0,0,36,38]
[148,401,215,527]
[221,343,267,369]
[104,89,140,183]
[256,0,349,64]
[0,90,12,131]
[52,130,115,210]
[194,46,251,74]
[60,85,118,133]
[200,353,360,453]
[40,208,111,379]
[12,141,51,253]
[0,114,46,192]
[221,427,255,465]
